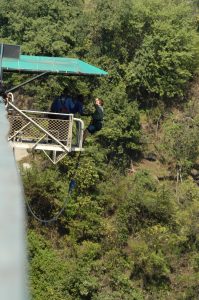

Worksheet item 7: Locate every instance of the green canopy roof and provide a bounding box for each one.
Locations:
[2,54,108,76]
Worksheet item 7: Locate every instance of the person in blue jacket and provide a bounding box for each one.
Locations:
[71,94,84,115]
[50,93,84,116]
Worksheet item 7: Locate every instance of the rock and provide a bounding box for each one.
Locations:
[144,152,157,161]
[193,162,199,170]
[190,168,199,178]
[22,163,31,170]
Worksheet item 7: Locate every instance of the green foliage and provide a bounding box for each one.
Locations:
[66,195,104,242]
[131,248,170,287]
[24,161,199,299]
[158,117,199,174]
[4,0,199,298]
[28,229,145,299]
[175,183,199,252]
[22,164,68,222]
[28,230,72,300]
[59,153,101,193]
[97,86,141,169]
[177,179,199,207]
[125,0,199,100]
[76,0,199,102]
[116,171,176,244]
[0,0,79,55]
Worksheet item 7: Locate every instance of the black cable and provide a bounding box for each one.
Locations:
[26,153,82,224]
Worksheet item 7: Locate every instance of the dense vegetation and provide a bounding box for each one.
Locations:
[1,0,199,299]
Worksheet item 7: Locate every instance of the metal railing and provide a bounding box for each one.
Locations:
[7,103,84,164]
[8,109,73,148]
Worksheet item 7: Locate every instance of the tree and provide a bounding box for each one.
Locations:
[158,117,199,175]
[125,0,199,101]
[96,83,141,170]
[74,0,199,103]
[0,0,79,56]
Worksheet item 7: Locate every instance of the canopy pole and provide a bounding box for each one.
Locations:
[7,72,48,93]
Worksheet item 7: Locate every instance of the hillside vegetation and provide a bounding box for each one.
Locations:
[1,0,199,299]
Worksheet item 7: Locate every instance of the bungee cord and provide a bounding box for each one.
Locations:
[26,152,82,224]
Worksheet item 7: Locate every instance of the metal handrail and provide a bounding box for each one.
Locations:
[7,94,85,164]
[21,109,73,117]
[9,107,84,150]
[74,117,84,149]
[8,101,72,151]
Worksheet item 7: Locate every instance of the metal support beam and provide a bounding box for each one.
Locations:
[7,72,48,93]
[0,97,29,300]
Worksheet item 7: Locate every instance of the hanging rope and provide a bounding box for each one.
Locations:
[25,181,75,224]
[26,152,82,224]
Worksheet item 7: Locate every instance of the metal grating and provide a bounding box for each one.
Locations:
[7,101,84,164]
[8,111,73,148]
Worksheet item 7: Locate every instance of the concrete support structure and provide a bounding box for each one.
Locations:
[0,97,29,300]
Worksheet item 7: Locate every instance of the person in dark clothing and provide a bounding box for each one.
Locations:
[49,93,84,117]
[71,94,84,115]
[48,92,85,144]
[49,93,73,119]
[83,97,104,142]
